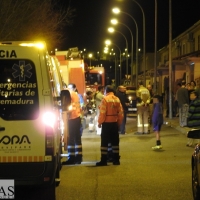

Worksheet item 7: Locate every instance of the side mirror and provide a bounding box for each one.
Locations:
[60,90,71,111]
[187,129,200,139]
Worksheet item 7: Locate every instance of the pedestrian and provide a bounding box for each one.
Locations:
[86,90,96,131]
[177,80,189,127]
[75,88,84,108]
[115,85,130,134]
[94,85,104,133]
[195,81,200,99]
[186,91,200,146]
[190,80,197,90]
[75,88,85,135]
[147,84,154,100]
[186,82,191,90]
[96,85,123,166]
[187,82,195,104]
[62,83,82,165]
[95,85,104,113]
[135,81,151,134]
[152,95,164,150]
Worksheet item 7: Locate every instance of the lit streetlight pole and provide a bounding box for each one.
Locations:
[154,0,157,93]
[132,0,146,86]
[88,53,92,66]
[169,0,172,119]
[112,8,139,86]
[108,27,128,80]
[111,18,133,85]
[105,40,122,84]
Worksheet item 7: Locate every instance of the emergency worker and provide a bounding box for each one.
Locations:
[96,85,123,166]
[135,81,151,134]
[94,85,104,132]
[62,83,82,165]
[116,85,129,134]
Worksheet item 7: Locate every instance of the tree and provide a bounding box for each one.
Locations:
[0,0,75,50]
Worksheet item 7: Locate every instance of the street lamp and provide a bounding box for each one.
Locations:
[108,27,128,81]
[131,0,146,86]
[105,39,122,85]
[88,53,92,66]
[169,0,172,119]
[112,9,139,87]
[154,0,157,93]
[110,18,133,85]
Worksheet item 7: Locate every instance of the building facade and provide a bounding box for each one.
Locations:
[136,20,200,96]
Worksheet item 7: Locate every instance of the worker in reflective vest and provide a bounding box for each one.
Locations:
[135,81,151,134]
[62,83,82,165]
[96,85,123,166]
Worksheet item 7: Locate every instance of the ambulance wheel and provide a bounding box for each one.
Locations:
[59,143,62,170]
[55,178,60,187]
[43,181,56,200]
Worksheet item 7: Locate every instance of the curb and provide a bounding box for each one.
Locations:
[164,119,190,135]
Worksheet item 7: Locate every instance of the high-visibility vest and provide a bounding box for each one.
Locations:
[98,92,123,126]
[137,86,150,107]
[69,91,81,119]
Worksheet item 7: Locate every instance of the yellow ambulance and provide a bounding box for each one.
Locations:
[0,41,70,199]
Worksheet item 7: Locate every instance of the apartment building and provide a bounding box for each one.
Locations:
[136,20,200,95]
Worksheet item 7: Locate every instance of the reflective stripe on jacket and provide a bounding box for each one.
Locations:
[98,92,123,126]
[69,91,81,119]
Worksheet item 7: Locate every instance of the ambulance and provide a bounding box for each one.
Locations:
[0,41,70,199]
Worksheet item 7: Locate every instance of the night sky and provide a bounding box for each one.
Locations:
[60,0,200,53]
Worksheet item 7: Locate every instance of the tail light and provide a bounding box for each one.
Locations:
[42,112,56,155]
[42,112,56,128]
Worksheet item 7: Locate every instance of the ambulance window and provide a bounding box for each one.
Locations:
[87,73,102,85]
[48,57,61,97]
[0,59,39,120]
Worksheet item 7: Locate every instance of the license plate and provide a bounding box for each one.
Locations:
[128,108,137,111]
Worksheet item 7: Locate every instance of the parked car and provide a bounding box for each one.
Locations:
[126,86,137,117]
[187,129,200,200]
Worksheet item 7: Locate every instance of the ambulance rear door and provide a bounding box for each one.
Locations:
[0,43,50,184]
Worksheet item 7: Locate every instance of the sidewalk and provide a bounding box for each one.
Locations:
[82,114,191,138]
[164,116,191,135]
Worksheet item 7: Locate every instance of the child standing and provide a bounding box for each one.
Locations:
[152,95,164,150]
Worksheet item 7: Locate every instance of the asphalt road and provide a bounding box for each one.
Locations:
[56,117,194,200]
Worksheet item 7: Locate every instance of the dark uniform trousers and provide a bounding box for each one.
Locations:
[68,117,82,162]
[101,122,119,162]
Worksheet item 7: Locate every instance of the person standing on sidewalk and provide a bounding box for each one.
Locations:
[190,80,197,90]
[62,83,82,165]
[135,81,151,134]
[96,85,123,166]
[115,85,129,134]
[94,85,104,133]
[152,95,164,150]
[177,80,189,127]
[186,91,200,146]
